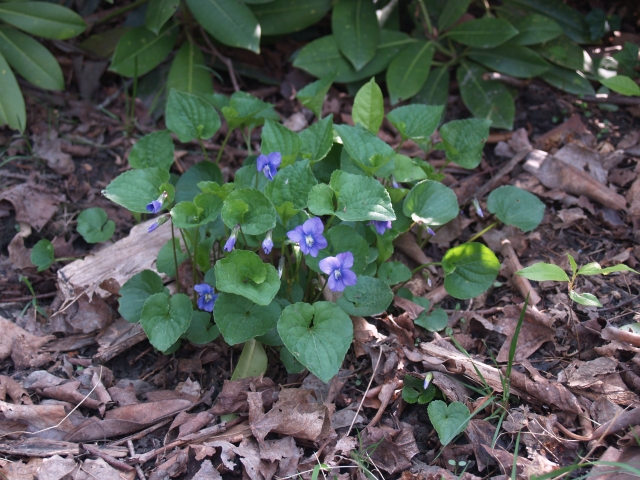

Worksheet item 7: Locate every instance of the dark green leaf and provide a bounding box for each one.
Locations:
[185,310,220,344]
[377,261,411,285]
[0,51,25,131]
[442,242,500,299]
[403,180,458,226]
[486,185,545,232]
[296,73,335,119]
[145,0,179,34]
[252,0,331,36]
[446,18,518,48]
[103,167,169,213]
[440,115,492,168]
[428,400,470,446]
[468,45,549,79]
[539,64,595,95]
[215,250,280,305]
[260,120,301,167]
[167,41,214,96]
[332,0,379,71]
[140,292,192,352]
[221,188,277,235]
[118,270,167,323]
[0,2,85,39]
[110,25,177,77]
[264,159,317,209]
[166,89,221,142]
[511,14,563,45]
[330,170,395,222]
[337,276,393,316]
[76,207,115,243]
[415,307,448,332]
[30,239,54,272]
[156,238,188,277]
[437,0,471,31]
[129,130,174,170]
[175,161,223,203]
[299,115,334,163]
[387,104,443,141]
[214,292,281,344]
[534,36,586,70]
[386,40,434,105]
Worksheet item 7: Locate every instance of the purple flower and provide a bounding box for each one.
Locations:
[319,252,358,292]
[146,200,162,214]
[148,221,159,233]
[147,214,168,233]
[391,176,399,189]
[286,217,327,257]
[262,230,274,254]
[224,225,240,252]
[427,226,435,236]
[256,152,282,181]
[472,198,484,218]
[369,220,392,235]
[194,283,217,312]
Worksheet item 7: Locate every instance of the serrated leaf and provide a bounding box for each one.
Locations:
[186,0,260,53]
[156,239,188,277]
[332,0,379,71]
[511,14,563,45]
[539,64,595,95]
[428,400,470,446]
[76,207,115,243]
[129,130,174,170]
[0,26,63,90]
[0,2,85,39]
[175,161,222,203]
[337,276,393,316]
[103,167,169,213]
[569,290,602,307]
[218,90,279,130]
[442,242,501,299]
[600,75,640,97]
[333,124,395,175]
[377,261,411,285]
[486,185,545,232]
[0,51,25,131]
[440,115,492,168]
[293,30,414,83]
[296,73,335,119]
[145,0,179,34]
[446,18,518,48]
[387,104,443,141]
[457,62,514,131]
[221,188,276,235]
[330,170,395,222]
[260,120,301,167]
[167,41,214,96]
[171,193,223,229]
[185,311,220,344]
[118,270,167,323]
[278,301,353,383]
[468,45,549,79]
[299,115,334,162]
[403,180,458,226]
[140,292,192,352]
[415,308,448,332]
[516,263,569,282]
[110,25,177,77]
[214,293,281,345]
[215,250,280,305]
[386,40,434,105]
[352,77,384,133]
[30,239,54,272]
[252,0,331,36]
[166,89,221,142]
[264,159,317,209]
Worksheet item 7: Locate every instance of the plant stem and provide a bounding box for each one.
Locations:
[468,221,499,242]
[416,0,433,36]
[191,228,199,295]
[96,0,149,25]
[393,261,440,292]
[395,138,406,153]
[215,130,232,164]
[171,222,181,294]
[198,138,209,162]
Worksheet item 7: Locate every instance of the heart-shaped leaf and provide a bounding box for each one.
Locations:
[140,292,192,352]
[214,292,282,345]
[487,185,545,232]
[427,400,470,446]
[442,242,500,299]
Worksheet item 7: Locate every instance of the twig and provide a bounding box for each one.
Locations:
[127,439,147,480]
[482,72,530,88]
[346,349,383,438]
[199,26,241,92]
[81,443,134,472]
[97,80,134,110]
[581,94,640,106]
[108,418,173,447]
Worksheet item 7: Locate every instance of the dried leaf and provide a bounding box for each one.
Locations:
[210,377,276,416]
[0,184,66,232]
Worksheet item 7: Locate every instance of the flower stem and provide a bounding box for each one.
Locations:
[198,138,209,162]
[215,130,232,164]
[468,221,500,243]
[171,222,181,294]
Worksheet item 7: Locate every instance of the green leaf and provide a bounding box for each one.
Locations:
[171,193,223,229]
[440,116,492,168]
[76,208,115,243]
[118,270,167,323]
[0,26,63,90]
[0,51,25,131]
[186,0,260,53]
[442,242,501,299]
[567,253,578,276]
[299,115,334,163]
[516,263,569,282]
[175,161,222,203]
[569,290,602,307]
[511,14,563,45]
[30,239,54,272]
[145,0,179,34]
[613,42,639,78]
[352,77,384,133]
[280,346,305,374]
[221,188,277,235]
[456,62,514,131]
[437,0,471,31]
[468,45,549,79]
[167,41,214,97]
[214,292,282,345]
[264,159,317,209]
[600,75,640,97]
[577,262,638,276]
[166,89,221,142]
[306,224,370,275]
[539,64,595,95]
[307,183,336,216]
[412,67,449,118]
[332,0,379,71]
[415,307,448,332]
[330,170,395,222]
[251,0,332,36]
[156,239,188,277]
[231,339,268,379]
[402,374,436,404]
[293,30,414,84]
[215,250,280,305]
[501,0,589,43]
[403,180,458,226]
[218,91,279,131]
[140,292,192,352]
[534,36,586,71]
[103,167,169,213]
[333,124,395,175]
[486,185,545,232]
[446,18,518,48]
[386,40,434,105]
[185,310,220,344]
[392,154,428,183]
[0,2,85,39]
[110,25,177,77]
[387,104,443,141]
[377,261,411,285]
[427,400,470,446]
[260,120,301,167]
[129,130,174,170]
[337,276,393,316]
[278,301,353,383]
[296,73,335,119]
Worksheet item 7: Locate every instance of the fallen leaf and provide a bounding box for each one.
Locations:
[192,459,222,480]
[0,183,66,231]
[210,377,276,416]
[33,131,75,175]
[361,422,419,475]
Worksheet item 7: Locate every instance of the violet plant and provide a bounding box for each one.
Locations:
[104,82,515,382]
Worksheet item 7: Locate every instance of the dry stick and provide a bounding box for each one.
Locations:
[199,26,240,92]
[108,418,173,447]
[346,349,383,438]
[81,443,134,472]
[127,439,147,480]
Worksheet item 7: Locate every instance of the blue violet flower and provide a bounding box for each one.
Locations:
[256,152,282,181]
[146,191,168,214]
[319,252,358,292]
[262,230,274,255]
[194,283,217,312]
[286,217,327,257]
[224,225,240,252]
[369,220,392,235]
[147,214,169,233]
